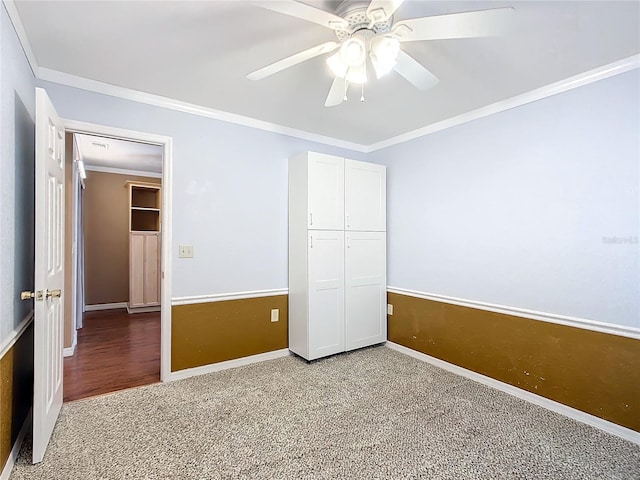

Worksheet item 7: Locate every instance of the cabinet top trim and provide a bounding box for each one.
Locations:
[125,180,161,189]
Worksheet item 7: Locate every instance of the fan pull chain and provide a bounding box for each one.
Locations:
[343,79,348,102]
[360,60,366,102]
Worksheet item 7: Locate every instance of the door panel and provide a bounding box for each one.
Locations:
[129,233,145,307]
[143,233,160,305]
[308,230,345,359]
[307,153,344,230]
[345,231,386,350]
[33,88,65,463]
[345,159,386,232]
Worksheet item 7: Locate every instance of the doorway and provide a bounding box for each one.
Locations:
[62,120,173,399]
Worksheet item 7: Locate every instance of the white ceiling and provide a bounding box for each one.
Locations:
[75,134,163,174]
[14,1,640,146]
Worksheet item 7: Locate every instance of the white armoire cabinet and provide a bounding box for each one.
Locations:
[289,151,386,361]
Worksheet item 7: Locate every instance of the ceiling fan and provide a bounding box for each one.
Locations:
[246,0,514,106]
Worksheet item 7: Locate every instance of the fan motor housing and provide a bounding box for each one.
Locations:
[335,1,393,41]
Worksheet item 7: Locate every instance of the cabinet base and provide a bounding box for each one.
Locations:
[290,342,387,362]
[126,304,161,314]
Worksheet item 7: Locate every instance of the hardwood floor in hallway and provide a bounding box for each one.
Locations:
[63,309,161,402]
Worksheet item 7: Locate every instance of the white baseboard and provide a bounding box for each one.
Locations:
[84,302,128,312]
[385,342,640,446]
[126,305,161,314]
[169,348,290,382]
[0,409,31,480]
[63,327,77,357]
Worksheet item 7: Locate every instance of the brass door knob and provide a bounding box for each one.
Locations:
[21,290,43,301]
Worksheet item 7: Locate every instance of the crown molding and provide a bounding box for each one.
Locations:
[44,54,637,155]
[3,0,38,76]
[6,0,637,152]
[37,67,369,153]
[84,165,162,178]
[366,54,640,152]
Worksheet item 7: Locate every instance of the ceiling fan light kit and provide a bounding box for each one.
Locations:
[341,36,367,66]
[250,1,514,106]
[370,35,400,78]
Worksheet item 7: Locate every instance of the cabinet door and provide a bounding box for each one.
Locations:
[129,233,145,308]
[345,159,386,231]
[308,153,344,230]
[130,232,160,307]
[143,233,160,306]
[308,230,345,359]
[345,231,386,350]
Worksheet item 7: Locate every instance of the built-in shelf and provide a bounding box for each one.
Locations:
[126,180,162,313]
[131,207,161,212]
[126,181,161,232]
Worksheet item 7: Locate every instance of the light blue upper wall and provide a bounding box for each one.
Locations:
[38,80,367,298]
[0,4,36,344]
[3,0,638,337]
[369,69,640,328]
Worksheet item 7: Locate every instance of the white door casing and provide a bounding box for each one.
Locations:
[345,231,387,350]
[345,159,386,232]
[63,119,172,382]
[33,88,65,463]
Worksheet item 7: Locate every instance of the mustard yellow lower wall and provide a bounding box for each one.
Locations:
[0,322,34,471]
[387,292,640,432]
[171,295,288,372]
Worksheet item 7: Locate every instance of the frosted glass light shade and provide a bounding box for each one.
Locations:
[327,52,348,78]
[340,36,366,67]
[370,36,400,78]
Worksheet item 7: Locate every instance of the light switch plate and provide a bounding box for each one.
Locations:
[387,304,393,315]
[271,309,279,322]
[179,245,193,258]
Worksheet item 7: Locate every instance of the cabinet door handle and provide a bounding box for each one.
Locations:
[346,236,350,248]
[346,214,350,227]
[310,235,313,248]
[309,213,313,226]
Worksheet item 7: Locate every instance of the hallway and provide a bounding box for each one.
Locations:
[63,309,160,402]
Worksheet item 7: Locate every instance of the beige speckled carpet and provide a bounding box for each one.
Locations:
[10,346,640,479]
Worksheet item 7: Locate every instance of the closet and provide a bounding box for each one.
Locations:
[289,151,386,361]
[126,181,161,313]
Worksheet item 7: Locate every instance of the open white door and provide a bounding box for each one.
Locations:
[32,88,65,463]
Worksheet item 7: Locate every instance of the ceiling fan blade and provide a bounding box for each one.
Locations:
[391,7,514,42]
[366,0,405,26]
[247,42,339,81]
[256,1,348,31]
[393,50,439,90]
[325,77,348,107]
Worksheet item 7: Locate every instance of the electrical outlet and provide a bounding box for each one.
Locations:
[271,309,279,322]
[387,304,393,315]
[179,245,193,258]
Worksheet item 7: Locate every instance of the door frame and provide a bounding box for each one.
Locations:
[63,119,173,382]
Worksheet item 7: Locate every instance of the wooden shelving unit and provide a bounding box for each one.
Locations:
[127,181,161,232]
[126,181,161,313]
